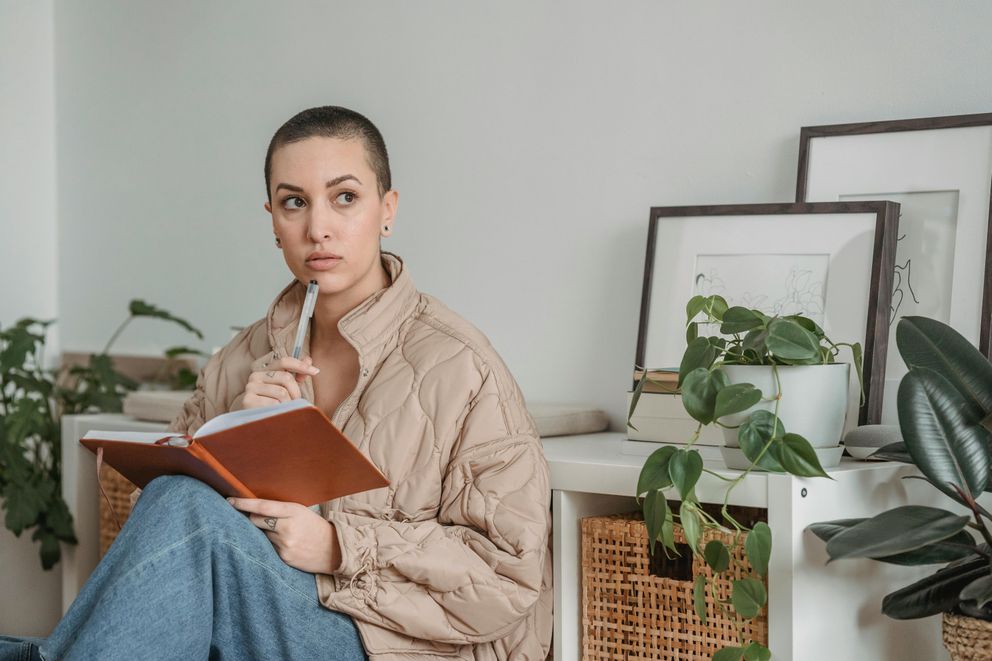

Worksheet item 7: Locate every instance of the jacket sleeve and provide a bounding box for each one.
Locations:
[316,368,551,645]
[166,324,260,435]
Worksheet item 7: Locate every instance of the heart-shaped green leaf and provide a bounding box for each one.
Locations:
[825,506,969,561]
[704,540,731,573]
[669,449,703,501]
[721,307,765,334]
[766,318,820,360]
[731,578,767,618]
[712,647,746,661]
[745,522,771,577]
[679,338,718,387]
[681,368,728,424]
[714,383,763,420]
[637,446,677,496]
[737,410,785,471]
[743,643,772,661]
[681,503,702,553]
[693,575,708,624]
[643,489,668,556]
[775,433,830,478]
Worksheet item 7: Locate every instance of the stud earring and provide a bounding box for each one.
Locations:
[383,225,390,232]
[275,237,281,247]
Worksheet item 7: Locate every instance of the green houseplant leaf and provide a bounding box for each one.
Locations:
[668,449,703,501]
[882,554,988,619]
[681,368,729,425]
[704,540,731,573]
[737,410,785,472]
[808,518,976,565]
[714,383,762,420]
[693,575,708,624]
[766,318,819,361]
[823,506,970,561]
[898,366,990,500]
[774,433,829,478]
[731,578,767,618]
[897,316,992,416]
[745,522,771,577]
[637,445,676,496]
[128,300,204,339]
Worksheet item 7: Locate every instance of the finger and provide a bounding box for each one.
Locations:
[261,371,303,400]
[274,356,320,376]
[242,393,282,409]
[250,383,293,402]
[248,512,284,532]
[226,497,292,517]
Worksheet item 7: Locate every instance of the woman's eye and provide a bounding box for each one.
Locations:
[336,191,357,205]
[281,196,306,210]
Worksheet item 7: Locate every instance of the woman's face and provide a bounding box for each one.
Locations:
[264,136,397,298]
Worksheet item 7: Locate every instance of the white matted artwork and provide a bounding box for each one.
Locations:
[798,114,992,424]
[634,202,898,430]
[693,253,830,325]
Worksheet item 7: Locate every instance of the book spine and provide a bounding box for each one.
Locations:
[187,443,256,498]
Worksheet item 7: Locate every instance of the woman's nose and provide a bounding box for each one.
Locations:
[306,201,334,242]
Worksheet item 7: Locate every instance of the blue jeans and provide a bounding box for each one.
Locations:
[0,474,367,660]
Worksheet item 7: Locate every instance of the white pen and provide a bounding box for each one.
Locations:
[292,279,319,360]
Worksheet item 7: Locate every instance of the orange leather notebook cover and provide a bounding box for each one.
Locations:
[79,403,389,506]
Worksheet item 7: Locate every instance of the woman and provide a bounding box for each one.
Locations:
[0,106,552,660]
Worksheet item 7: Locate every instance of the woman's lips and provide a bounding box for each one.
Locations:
[306,257,342,271]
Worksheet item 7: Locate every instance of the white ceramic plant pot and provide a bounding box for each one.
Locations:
[719,363,850,449]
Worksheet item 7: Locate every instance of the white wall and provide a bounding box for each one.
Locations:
[0,0,62,637]
[51,0,992,432]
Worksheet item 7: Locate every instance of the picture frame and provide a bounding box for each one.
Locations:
[796,112,992,424]
[634,202,899,428]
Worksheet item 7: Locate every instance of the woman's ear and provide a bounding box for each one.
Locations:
[381,189,399,231]
[264,200,272,214]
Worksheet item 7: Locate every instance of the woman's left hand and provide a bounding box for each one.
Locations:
[226,496,341,575]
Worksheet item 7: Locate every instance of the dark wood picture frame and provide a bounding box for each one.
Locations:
[634,201,899,426]
[796,112,992,357]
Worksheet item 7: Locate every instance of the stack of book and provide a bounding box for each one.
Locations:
[626,367,723,448]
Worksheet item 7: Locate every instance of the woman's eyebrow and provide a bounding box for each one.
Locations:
[327,174,362,187]
[274,175,362,194]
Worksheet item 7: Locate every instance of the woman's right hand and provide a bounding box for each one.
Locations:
[242,355,320,409]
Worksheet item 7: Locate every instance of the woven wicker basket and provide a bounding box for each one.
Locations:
[944,612,992,660]
[582,507,768,660]
[98,464,137,557]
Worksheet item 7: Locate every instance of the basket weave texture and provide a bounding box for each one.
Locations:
[582,510,768,660]
[944,612,992,661]
[98,465,136,557]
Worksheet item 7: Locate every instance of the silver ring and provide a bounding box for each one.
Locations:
[265,371,275,378]
[264,517,277,531]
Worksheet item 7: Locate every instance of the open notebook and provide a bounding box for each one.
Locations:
[81,398,389,519]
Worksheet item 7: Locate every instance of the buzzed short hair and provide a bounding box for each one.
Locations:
[264,106,391,201]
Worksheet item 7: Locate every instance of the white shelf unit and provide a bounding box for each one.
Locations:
[544,432,950,661]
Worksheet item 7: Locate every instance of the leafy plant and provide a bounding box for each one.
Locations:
[628,295,864,660]
[0,301,203,569]
[809,316,992,622]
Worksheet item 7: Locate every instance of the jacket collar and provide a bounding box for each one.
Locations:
[264,251,420,364]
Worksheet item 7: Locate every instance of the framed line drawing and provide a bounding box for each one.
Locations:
[797,112,992,424]
[634,202,899,428]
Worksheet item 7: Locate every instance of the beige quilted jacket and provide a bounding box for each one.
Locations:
[165,251,553,660]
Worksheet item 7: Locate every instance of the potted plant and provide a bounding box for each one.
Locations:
[0,300,204,569]
[808,316,992,660]
[626,294,864,660]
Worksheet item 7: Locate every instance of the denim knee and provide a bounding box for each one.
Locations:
[141,475,230,516]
